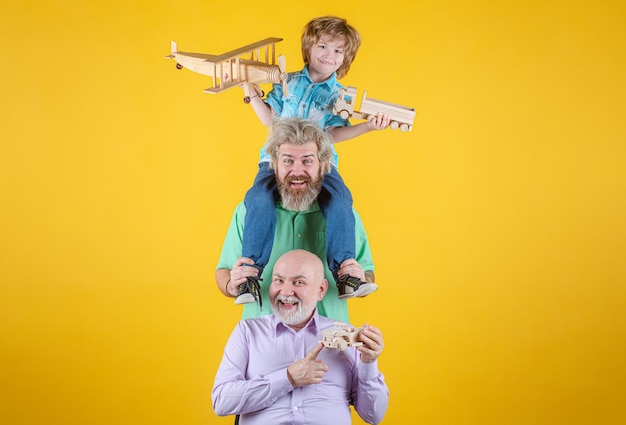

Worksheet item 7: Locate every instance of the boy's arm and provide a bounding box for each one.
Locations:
[243,82,274,126]
[327,114,391,143]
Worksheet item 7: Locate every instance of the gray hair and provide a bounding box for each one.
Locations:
[265,118,333,174]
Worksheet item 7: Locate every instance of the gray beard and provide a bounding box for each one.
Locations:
[277,176,323,211]
[272,295,316,326]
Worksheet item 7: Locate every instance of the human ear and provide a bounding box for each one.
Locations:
[318,278,328,300]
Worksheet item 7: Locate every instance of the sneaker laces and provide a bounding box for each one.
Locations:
[337,274,364,290]
[240,275,263,308]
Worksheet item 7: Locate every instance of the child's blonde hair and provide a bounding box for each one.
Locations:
[301,16,361,79]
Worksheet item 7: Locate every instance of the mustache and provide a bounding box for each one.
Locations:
[285,174,312,184]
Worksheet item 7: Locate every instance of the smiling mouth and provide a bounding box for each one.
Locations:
[279,299,300,310]
[286,175,311,189]
[290,179,307,188]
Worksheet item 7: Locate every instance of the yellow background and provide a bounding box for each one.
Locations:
[2,0,625,424]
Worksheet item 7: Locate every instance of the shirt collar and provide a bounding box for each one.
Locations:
[298,66,337,89]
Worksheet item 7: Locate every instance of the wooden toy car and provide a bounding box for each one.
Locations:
[321,322,364,351]
[333,86,416,132]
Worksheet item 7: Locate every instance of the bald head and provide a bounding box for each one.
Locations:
[274,249,325,280]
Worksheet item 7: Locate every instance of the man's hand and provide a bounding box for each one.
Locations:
[227,257,260,295]
[287,342,328,387]
[356,324,384,363]
[337,258,366,282]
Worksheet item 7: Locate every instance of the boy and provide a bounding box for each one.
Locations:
[238,16,389,305]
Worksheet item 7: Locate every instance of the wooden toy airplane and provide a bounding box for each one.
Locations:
[165,37,288,99]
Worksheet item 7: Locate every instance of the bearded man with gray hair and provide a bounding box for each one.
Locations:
[215,117,378,323]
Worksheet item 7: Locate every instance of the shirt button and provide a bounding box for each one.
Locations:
[293,406,299,411]
[297,234,302,238]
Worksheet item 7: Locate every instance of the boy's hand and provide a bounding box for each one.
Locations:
[241,82,262,97]
[367,113,391,130]
[241,82,252,96]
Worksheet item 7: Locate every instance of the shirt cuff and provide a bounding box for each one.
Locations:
[267,368,294,396]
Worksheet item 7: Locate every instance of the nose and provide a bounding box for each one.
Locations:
[288,162,305,176]
[279,281,296,296]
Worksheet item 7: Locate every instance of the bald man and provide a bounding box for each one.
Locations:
[212,249,389,425]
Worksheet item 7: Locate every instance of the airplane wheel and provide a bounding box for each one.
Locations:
[337,340,348,351]
[339,110,350,119]
[400,123,409,132]
[176,63,183,70]
[390,121,399,130]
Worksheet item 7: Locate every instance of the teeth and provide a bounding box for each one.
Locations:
[279,298,299,305]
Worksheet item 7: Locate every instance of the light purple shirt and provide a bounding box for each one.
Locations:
[212,311,389,425]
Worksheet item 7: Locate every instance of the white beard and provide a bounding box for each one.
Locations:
[272,295,316,326]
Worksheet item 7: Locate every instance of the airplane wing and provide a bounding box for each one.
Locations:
[213,37,283,63]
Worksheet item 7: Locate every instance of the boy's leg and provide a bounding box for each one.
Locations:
[319,167,377,299]
[239,162,278,306]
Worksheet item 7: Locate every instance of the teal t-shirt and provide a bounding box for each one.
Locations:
[216,201,374,323]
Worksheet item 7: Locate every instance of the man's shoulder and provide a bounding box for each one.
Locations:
[238,314,274,330]
[230,201,246,214]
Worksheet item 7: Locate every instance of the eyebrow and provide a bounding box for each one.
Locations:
[272,273,308,281]
[280,153,316,160]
